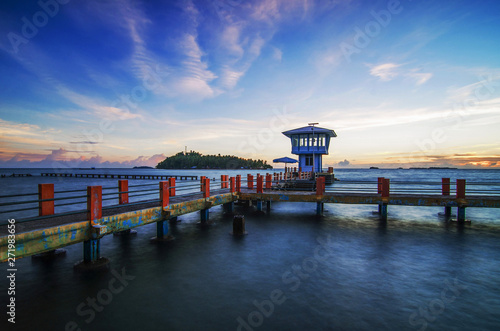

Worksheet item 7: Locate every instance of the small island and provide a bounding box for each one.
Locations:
[156,151,273,169]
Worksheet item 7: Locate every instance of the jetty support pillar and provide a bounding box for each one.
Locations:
[316,176,325,215]
[442,178,452,217]
[256,200,263,212]
[152,181,173,241]
[377,177,384,214]
[380,178,390,221]
[75,186,109,270]
[232,215,247,235]
[201,178,210,223]
[223,201,234,214]
[456,179,466,222]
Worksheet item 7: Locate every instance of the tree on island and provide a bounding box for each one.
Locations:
[156,151,273,169]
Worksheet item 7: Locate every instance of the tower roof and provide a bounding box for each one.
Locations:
[282,126,337,138]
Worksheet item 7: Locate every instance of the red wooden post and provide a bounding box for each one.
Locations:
[87,186,102,222]
[442,178,450,196]
[377,177,384,194]
[38,183,54,216]
[257,175,263,193]
[456,179,466,199]
[200,176,206,192]
[230,177,235,193]
[236,175,241,193]
[247,174,254,189]
[169,177,176,196]
[316,177,325,195]
[382,179,390,198]
[265,174,272,189]
[118,180,129,204]
[221,175,225,189]
[203,178,210,198]
[160,181,169,208]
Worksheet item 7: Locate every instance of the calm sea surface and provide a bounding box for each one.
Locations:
[1,168,499,330]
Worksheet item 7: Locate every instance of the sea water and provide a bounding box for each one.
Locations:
[0,168,499,330]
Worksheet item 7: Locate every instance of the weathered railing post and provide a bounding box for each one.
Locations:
[230,177,235,193]
[442,178,451,217]
[118,180,129,204]
[380,178,390,221]
[457,179,466,222]
[203,177,210,198]
[200,176,206,191]
[265,174,272,189]
[38,183,54,216]
[236,175,241,193]
[33,184,66,260]
[316,176,325,215]
[221,175,225,189]
[169,177,176,196]
[257,174,263,194]
[247,174,254,189]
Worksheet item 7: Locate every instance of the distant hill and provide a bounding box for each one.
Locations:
[156,151,272,169]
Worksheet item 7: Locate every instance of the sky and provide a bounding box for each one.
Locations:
[0,0,499,169]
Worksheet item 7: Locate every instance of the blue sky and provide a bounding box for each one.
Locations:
[1,0,499,168]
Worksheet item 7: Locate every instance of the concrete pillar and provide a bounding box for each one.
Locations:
[256,200,263,212]
[201,208,209,223]
[223,201,234,213]
[74,186,109,271]
[232,215,247,235]
[456,179,466,223]
[316,202,323,215]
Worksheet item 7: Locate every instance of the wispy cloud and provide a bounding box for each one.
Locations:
[369,63,432,85]
[369,63,402,81]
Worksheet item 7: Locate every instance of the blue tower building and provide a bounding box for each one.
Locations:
[282,124,337,173]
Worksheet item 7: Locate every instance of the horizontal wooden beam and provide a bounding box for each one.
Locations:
[237,192,500,208]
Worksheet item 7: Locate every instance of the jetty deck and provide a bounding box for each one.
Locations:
[1,174,499,265]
